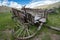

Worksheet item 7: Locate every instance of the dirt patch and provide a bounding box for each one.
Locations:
[29,29,60,40]
[50,34,60,40]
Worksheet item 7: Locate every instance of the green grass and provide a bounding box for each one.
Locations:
[47,9,60,28]
[0,12,15,31]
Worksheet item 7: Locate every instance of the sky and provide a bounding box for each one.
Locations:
[0,0,60,8]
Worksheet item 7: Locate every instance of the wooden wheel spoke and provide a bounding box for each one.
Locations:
[22,30,26,37]
[14,26,24,35]
[17,28,25,37]
[28,29,33,35]
[14,28,21,35]
[26,28,30,36]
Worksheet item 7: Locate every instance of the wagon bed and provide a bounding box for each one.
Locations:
[11,8,48,40]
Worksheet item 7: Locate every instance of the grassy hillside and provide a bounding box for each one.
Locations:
[35,2,60,9]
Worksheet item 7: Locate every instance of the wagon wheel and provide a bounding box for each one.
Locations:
[12,17,43,40]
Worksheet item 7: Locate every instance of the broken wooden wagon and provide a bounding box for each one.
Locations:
[11,7,48,40]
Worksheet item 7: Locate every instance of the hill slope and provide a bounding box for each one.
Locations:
[0,6,11,12]
[35,2,60,9]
